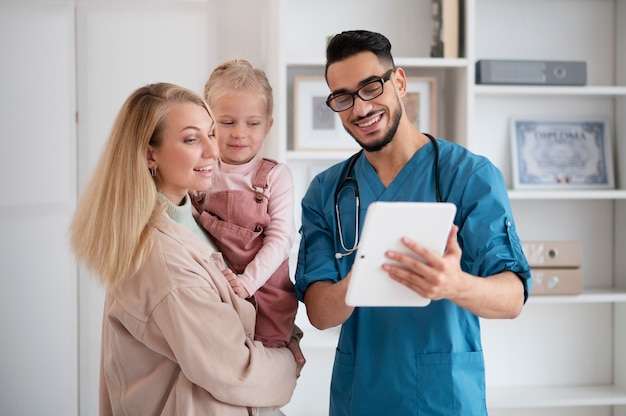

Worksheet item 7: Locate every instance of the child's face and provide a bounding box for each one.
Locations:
[211,89,273,165]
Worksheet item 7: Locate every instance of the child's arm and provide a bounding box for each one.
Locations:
[237,164,296,296]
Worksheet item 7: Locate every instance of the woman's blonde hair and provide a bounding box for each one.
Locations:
[204,58,273,118]
[70,82,213,288]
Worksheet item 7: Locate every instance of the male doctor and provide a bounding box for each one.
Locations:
[295,30,532,416]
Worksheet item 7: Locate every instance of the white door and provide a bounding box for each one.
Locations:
[0,2,78,415]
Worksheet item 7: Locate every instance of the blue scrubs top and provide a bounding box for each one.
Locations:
[295,139,531,416]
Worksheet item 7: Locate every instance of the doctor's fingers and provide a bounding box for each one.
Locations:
[443,225,462,258]
[385,238,445,272]
[384,248,459,290]
[398,236,449,267]
[385,263,442,299]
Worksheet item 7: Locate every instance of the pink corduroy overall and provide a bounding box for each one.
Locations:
[195,158,297,348]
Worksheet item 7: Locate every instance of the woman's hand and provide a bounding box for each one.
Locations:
[286,336,306,378]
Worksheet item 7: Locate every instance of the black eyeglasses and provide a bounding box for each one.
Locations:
[326,69,394,112]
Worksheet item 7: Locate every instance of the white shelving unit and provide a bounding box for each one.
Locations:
[472,1,626,415]
[270,0,626,415]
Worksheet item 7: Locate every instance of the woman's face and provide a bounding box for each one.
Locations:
[148,102,217,205]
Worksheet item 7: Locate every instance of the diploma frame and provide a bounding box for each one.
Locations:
[510,117,614,190]
[293,76,359,151]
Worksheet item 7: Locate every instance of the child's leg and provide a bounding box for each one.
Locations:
[253,260,297,347]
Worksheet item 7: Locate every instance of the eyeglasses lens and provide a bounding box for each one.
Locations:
[326,70,392,112]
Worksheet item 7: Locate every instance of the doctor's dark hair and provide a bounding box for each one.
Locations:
[325,30,395,78]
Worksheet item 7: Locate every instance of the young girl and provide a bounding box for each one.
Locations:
[193,59,298,349]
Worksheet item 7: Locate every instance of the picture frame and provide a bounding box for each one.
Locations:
[510,117,614,189]
[293,76,359,151]
[402,77,438,136]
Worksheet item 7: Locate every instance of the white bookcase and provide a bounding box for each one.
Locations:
[268,0,626,415]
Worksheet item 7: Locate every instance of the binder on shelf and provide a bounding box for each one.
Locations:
[522,240,582,268]
[530,268,583,295]
[430,0,460,58]
[475,59,587,85]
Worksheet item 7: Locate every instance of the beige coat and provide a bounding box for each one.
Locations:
[99,212,297,415]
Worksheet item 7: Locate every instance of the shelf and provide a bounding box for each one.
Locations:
[508,190,626,200]
[284,59,326,68]
[528,288,626,304]
[395,57,469,68]
[475,85,626,97]
[286,149,359,161]
[286,57,469,69]
[487,385,626,409]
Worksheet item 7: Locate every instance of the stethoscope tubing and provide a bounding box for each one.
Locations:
[334,134,442,258]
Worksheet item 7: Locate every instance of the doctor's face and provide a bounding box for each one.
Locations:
[326,52,402,152]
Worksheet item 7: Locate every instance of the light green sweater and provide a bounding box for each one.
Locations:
[158,193,217,251]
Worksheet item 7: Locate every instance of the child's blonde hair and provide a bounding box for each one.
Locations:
[204,58,273,118]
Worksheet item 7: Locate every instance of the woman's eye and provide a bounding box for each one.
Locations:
[220,120,234,126]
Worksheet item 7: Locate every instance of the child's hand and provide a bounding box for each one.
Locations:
[189,190,207,209]
[222,268,250,298]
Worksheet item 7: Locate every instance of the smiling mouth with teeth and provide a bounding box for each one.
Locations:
[195,166,212,172]
[357,115,381,128]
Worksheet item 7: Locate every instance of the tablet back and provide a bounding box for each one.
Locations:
[345,201,456,307]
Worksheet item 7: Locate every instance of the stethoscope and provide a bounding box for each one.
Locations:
[334,133,442,259]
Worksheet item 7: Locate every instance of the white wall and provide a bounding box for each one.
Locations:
[0,2,78,415]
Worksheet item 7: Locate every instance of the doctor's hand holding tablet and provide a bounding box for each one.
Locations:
[345,201,458,307]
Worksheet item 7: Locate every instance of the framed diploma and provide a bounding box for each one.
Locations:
[510,117,614,189]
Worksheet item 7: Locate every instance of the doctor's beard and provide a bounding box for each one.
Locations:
[346,96,402,153]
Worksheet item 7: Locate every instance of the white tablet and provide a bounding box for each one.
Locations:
[345,201,457,307]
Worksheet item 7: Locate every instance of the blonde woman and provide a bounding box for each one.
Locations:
[70,83,301,416]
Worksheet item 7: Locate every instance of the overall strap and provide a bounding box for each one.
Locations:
[252,158,278,203]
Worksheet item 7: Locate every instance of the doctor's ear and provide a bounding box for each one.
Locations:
[393,67,407,97]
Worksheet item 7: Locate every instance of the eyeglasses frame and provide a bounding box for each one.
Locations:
[325,69,395,113]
